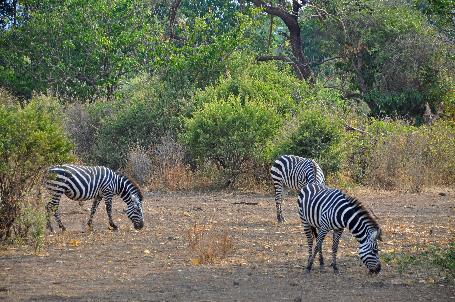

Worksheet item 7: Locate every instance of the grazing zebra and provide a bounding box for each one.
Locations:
[298,183,382,274]
[45,164,144,232]
[271,155,325,223]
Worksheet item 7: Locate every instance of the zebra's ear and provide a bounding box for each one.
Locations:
[371,229,382,241]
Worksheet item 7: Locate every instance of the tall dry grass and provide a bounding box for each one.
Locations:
[364,121,455,192]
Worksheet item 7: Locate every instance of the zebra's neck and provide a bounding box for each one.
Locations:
[116,175,137,204]
[343,200,379,243]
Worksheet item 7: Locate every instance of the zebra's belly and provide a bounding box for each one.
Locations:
[64,190,100,201]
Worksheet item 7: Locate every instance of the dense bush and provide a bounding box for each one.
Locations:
[182,96,282,185]
[0,95,73,240]
[271,109,345,176]
[192,56,304,115]
[94,99,166,169]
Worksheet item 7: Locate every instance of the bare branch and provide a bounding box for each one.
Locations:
[256,55,293,63]
[344,124,369,135]
[311,56,341,66]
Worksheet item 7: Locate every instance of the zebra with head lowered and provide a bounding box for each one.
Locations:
[45,164,144,232]
[298,183,382,274]
[271,155,325,223]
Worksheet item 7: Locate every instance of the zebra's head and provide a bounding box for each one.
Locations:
[359,227,382,274]
[126,193,144,230]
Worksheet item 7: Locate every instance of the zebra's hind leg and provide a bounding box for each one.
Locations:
[310,226,325,270]
[274,183,285,223]
[87,195,102,231]
[331,229,343,273]
[46,194,66,232]
[45,202,55,232]
[306,228,329,273]
[104,195,118,231]
[303,222,314,273]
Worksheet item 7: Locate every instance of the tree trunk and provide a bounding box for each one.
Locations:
[252,0,314,82]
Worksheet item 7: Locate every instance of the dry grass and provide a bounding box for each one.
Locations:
[123,144,153,186]
[365,124,455,192]
[186,223,234,265]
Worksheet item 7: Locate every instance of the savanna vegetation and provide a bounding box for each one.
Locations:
[0,0,454,276]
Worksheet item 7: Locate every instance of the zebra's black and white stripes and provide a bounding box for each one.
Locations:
[45,165,144,231]
[298,183,382,274]
[271,155,325,223]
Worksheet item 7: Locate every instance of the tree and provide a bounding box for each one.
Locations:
[251,0,314,82]
[0,0,161,101]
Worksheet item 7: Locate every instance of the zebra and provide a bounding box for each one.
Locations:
[44,164,144,232]
[298,183,382,274]
[271,155,325,223]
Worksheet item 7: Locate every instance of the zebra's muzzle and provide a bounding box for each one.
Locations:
[134,221,144,230]
[369,263,381,274]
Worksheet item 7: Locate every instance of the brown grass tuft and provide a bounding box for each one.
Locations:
[187,223,234,265]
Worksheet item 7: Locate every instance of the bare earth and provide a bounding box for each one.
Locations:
[1,189,454,301]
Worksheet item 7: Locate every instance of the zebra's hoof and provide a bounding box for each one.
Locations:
[331,263,339,274]
[277,217,285,224]
[110,225,119,231]
[304,267,312,274]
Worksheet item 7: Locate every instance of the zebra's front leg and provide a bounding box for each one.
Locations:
[104,196,118,231]
[274,184,285,223]
[331,229,343,273]
[306,228,329,273]
[87,196,102,231]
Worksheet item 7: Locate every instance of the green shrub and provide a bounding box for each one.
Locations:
[94,99,166,169]
[192,56,303,116]
[0,95,73,241]
[271,109,345,176]
[181,96,282,185]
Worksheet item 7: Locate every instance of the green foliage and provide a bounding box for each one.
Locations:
[94,99,165,170]
[0,0,161,100]
[272,109,345,175]
[192,55,304,115]
[154,11,255,94]
[0,94,73,240]
[182,96,282,184]
[301,0,454,119]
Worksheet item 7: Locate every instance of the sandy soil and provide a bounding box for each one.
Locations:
[1,188,454,301]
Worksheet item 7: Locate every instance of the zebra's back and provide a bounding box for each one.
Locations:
[46,164,115,201]
[271,155,324,190]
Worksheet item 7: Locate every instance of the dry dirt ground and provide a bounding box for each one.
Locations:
[1,189,454,301]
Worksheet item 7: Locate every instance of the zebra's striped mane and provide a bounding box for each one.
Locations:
[345,195,380,230]
[117,172,143,200]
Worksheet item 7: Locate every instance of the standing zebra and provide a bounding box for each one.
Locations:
[298,183,382,274]
[271,155,325,223]
[45,164,144,232]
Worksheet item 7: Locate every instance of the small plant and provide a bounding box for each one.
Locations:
[12,201,46,254]
[381,242,455,280]
[187,223,234,265]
